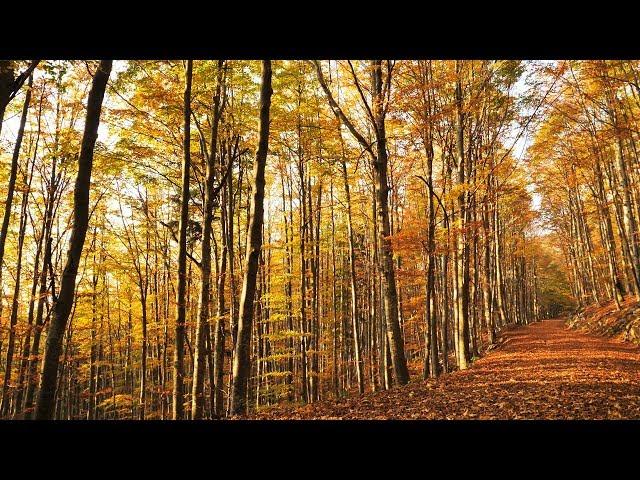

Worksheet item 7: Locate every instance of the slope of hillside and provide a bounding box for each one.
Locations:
[567,297,640,345]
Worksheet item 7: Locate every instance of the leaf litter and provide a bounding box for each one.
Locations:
[247,319,640,420]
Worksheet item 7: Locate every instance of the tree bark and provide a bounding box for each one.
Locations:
[0,74,32,335]
[172,59,193,420]
[454,61,470,369]
[230,60,272,416]
[314,60,409,385]
[192,60,225,419]
[35,60,111,420]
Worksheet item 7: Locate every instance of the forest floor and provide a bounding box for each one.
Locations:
[249,319,640,419]
[568,296,640,344]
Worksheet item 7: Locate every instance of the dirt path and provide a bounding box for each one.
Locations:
[251,319,640,419]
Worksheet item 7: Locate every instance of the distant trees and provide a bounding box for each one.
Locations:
[531,60,640,313]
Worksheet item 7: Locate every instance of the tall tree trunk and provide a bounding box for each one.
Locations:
[0,158,31,416]
[454,62,470,369]
[87,229,99,420]
[340,157,364,393]
[494,187,508,328]
[173,59,193,420]
[230,60,272,416]
[371,61,409,384]
[0,74,32,338]
[314,60,409,384]
[34,60,111,420]
[213,145,231,417]
[482,200,495,343]
[13,88,44,416]
[191,60,225,419]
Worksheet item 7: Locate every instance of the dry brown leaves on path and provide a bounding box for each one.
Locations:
[248,319,640,420]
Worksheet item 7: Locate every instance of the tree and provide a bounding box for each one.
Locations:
[191,60,228,419]
[314,60,410,385]
[0,60,39,136]
[173,59,192,420]
[35,60,112,420]
[230,59,273,415]
[0,74,33,339]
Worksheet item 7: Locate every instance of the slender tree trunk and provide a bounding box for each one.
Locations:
[34,60,111,420]
[230,60,272,416]
[454,62,470,369]
[371,61,410,384]
[213,149,231,417]
[0,161,31,416]
[494,188,507,328]
[482,200,495,343]
[314,60,409,384]
[173,59,193,420]
[0,74,32,341]
[192,61,225,419]
[340,157,364,393]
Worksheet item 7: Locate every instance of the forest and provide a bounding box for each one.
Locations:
[0,59,638,420]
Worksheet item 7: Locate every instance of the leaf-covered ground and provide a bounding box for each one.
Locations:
[568,296,640,344]
[248,319,640,419]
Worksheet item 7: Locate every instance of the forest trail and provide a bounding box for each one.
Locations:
[252,319,640,419]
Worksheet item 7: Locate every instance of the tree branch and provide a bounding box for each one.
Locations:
[312,60,376,161]
[8,60,40,103]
